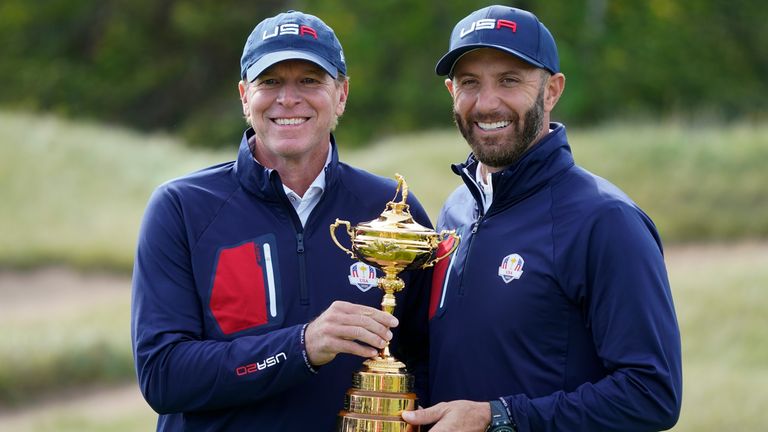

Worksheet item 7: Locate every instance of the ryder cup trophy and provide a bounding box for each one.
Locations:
[330,174,460,432]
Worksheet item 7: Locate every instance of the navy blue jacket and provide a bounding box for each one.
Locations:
[429,123,682,431]
[131,129,431,431]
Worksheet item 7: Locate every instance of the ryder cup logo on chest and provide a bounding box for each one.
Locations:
[348,262,378,292]
[498,253,525,283]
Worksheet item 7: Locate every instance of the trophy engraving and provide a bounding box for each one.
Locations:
[330,174,460,432]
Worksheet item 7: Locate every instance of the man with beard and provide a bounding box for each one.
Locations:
[402,5,682,432]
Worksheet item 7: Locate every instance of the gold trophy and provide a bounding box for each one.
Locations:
[330,174,460,432]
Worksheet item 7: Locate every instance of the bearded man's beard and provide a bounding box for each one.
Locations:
[454,85,545,169]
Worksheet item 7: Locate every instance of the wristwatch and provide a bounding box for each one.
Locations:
[486,399,517,432]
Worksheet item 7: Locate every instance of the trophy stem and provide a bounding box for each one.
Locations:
[381,290,396,315]
[377,272,404,360]
[380,290,395,359]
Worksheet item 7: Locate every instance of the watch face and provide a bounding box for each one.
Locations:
[488,426,516,432]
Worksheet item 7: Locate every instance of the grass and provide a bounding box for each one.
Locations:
[0,301,133,405]
[0,111,228,272]
[6,413,156,432]
[666,243,768,430]
[572,122,768,242]
[0,384,156,432]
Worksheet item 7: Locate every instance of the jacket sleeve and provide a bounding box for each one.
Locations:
[503,204,682,431]
[131,186,315,414]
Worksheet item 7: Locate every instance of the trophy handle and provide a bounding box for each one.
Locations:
[422,230,460,269]
[329,219,356,259]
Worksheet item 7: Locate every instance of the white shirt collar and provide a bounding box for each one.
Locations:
[474,161,494,213]
[279,144,333,226]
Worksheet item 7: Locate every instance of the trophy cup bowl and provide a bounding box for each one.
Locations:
[330,174,459,432]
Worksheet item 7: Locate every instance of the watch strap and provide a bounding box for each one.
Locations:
[488,399,513,430]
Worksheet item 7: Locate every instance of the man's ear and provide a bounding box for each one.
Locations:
[544,73,565,113]
[335,78,349,117]
[238,80,250,118]
[445,78,455,97]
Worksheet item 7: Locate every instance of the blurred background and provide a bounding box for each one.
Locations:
[1,0,767,430]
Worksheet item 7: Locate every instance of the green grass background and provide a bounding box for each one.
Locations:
[1,110,767,430]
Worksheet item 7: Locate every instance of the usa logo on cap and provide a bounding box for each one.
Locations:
[348,262,378,292]
[498,253,524,283]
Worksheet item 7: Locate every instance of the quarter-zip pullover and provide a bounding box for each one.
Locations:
[132,128,431,431]
[429,123,682,431]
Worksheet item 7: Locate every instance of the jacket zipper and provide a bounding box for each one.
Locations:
[271,173,310,305]
[456,167,486,296]
[458,219,481,296]
[295,231,308,305]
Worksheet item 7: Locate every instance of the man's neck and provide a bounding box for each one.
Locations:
[478,162,500,177]
[249,137,331,197]
[277,157,326,198]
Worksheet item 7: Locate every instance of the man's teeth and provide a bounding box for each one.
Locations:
[274,118,307,125]
[477,121,510,130]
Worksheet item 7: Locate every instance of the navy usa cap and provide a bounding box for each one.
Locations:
[435,5,559,76]
[240,10,346,82]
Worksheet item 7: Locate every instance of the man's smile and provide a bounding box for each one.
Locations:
[272,117,309,126]
[476,120,511,131]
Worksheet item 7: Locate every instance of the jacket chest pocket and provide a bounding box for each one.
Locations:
[208,235,284,336]
[429,237,460,320]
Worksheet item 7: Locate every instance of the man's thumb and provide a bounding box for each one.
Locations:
[402,405,440,425]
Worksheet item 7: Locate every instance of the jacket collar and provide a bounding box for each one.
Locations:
[233,128,341,201]
[452,122,574,212]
